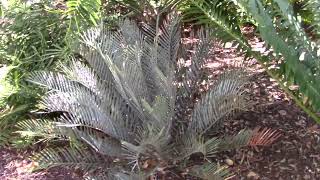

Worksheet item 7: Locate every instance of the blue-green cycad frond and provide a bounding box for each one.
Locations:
[33,147,108,172]
[188,163,231,180]
[188,70,247,135]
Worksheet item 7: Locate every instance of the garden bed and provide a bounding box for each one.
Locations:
[0,33,319,180]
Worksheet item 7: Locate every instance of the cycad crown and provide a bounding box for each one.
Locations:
[25,15,264,179]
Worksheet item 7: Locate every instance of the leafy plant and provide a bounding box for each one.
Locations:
[20,16,280,179]
[303,0,320,38]
[1,3,68,70]
[55,0,102,34]
[0,0,101,147]
[238,0,320,119]
[105,0,181,25]
[185,0,320,122]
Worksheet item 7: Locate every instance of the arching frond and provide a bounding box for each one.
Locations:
[217,129,253,152]
[65,0,101,27]
[218,128,282,151]
[183,28,211,95]
[86,171,145,180]
[188,163,232,180]
[184,0,249,49]
[33,147,108,172]
[304,0,320,37]
[16,119,69,141]
[179,135,220,160]
[69,125,124,157]
[188,71,247,135]
[248,127,282,147]
[17,118,124,157]
[237,0,320,116]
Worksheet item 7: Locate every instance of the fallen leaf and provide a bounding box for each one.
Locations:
[225,159,234,166]
[247,171,259,179]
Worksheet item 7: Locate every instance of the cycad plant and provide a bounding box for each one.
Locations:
[20,15,279,179]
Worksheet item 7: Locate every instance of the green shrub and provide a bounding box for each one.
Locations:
[185,0,320,122]
[0,0,101,147]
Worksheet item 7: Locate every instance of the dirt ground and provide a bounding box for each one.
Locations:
[0,31,319,180]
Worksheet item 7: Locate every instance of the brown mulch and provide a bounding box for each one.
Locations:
[0,147,81,180]
[208,31,320,179]
[0,29,319,180]
[223,70,320,180]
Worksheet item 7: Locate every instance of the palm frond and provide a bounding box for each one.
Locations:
[122,125,172,172]
[27,71,83,92]
[217,129,253,152]
[180,134,220,160]
[211,70,247,96]
[69,125,124,157]
[273,0,316,55]
[63,60,100,94]
[184,0,249,49]
[86,171,145,180]
[16,119,68,140]
[188,71,247,134]
[304,0,320,37]
[248,127,282,147]
[188,163,232,180]
[28,69,138,142]
[65,0,101,27]
[183,28,211,95]
[17,118,124,157]
[33,147,108,172]
[237,0,320,115]
[218,128,282,151]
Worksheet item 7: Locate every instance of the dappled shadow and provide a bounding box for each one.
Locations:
[201,37,320,179]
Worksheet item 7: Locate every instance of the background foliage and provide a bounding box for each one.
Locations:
[0,0,101,146]
[182,0,320,122]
